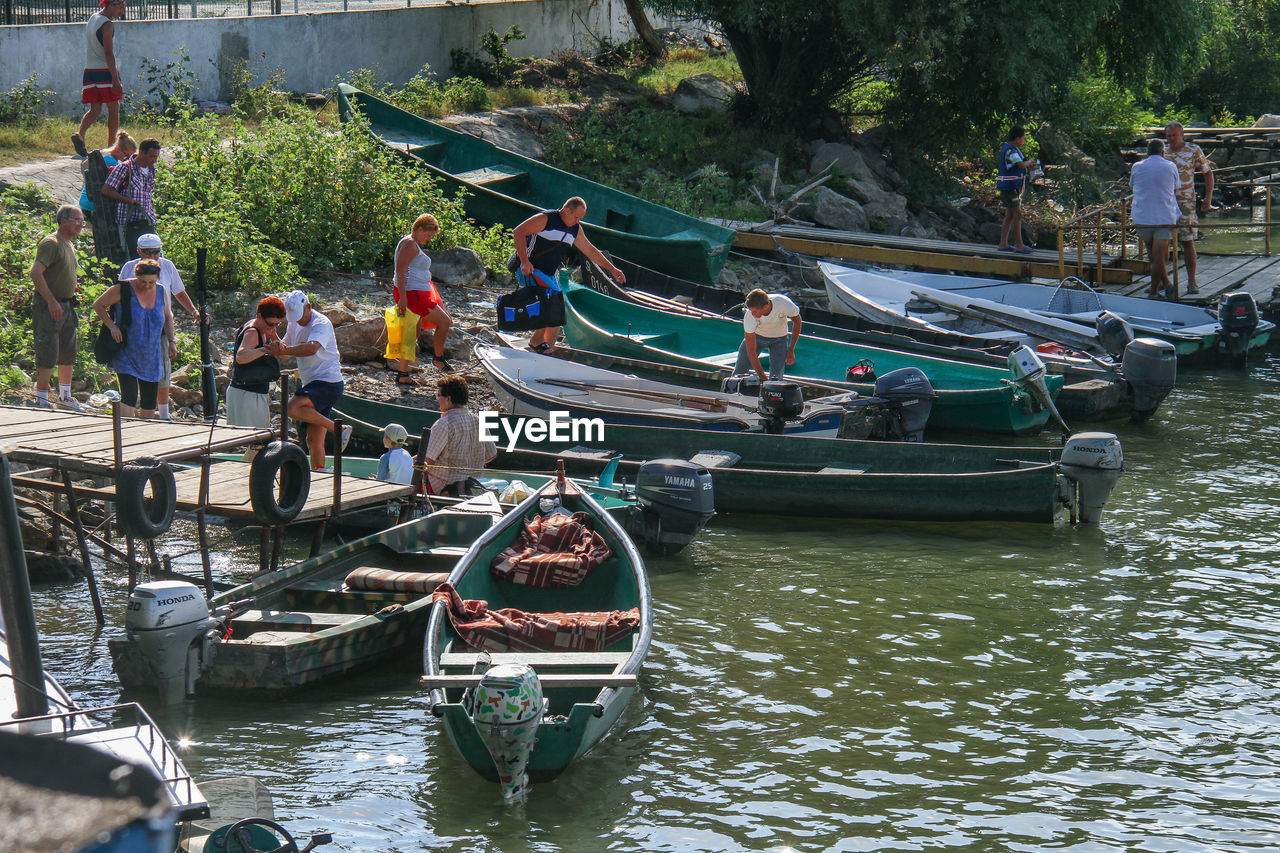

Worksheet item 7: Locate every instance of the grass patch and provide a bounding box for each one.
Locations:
[626,48,742,94]
[0,116,180,167]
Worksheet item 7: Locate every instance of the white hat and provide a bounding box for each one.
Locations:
[283,290,308,323]
[382,422,409,445]
[136,233,162,249]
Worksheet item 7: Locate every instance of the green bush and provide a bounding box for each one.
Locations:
[451,25,527,86]
[0,74,54,125]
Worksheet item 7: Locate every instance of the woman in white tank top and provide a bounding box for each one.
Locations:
[392,213,453,384]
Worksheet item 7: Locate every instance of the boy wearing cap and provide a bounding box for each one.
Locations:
[72,0,125,156]
[277,290,351,469]
[375,423,414,484]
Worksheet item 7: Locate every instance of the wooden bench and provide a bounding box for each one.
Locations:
[384,138,445,160]
[421,673,637,689]
[454,166,527,187]
[690,450,741,469]
[232,610,364,631]
[817,466,867,475]
[439,651,632,670]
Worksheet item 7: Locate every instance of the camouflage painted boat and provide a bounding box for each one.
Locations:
[108,495,504,697]
[422,473,651,796]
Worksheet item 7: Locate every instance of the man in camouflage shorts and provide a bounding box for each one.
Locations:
[1164,121,1214,295]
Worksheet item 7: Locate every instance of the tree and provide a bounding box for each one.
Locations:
[1177,0,1280,121]
[623,0,666,58]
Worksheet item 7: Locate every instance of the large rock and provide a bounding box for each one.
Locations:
[438,104,584,160]
[671,74,737,115]
[1253,114,1280,128]
[429,247,487,288]
[334,317,386,364]
[809,142,879,185]
[167,384,203,407]
[810,186,869,232]
[322,303,357,327]
[840,179,908,233]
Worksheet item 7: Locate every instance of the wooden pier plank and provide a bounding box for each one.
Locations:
[1121,255,1280,303]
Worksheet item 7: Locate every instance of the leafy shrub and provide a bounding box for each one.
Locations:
[0,74,54,125]
[450,25,527,86]
[228,55,297,122]
[137,48,197,120]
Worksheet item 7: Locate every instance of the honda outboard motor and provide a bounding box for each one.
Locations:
[1217,291,1260,365]
[758,381,804,434]
[1096,311,1135,359]
[1008,345,1070,434]
[719,373,761,397]
[1121,337,1177,423]
[1059,432,1123,524]
[119,581,216,704]
[627,459,715,554]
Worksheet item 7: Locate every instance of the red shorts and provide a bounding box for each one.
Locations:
[393,284,443,330]
[82,68,122,104]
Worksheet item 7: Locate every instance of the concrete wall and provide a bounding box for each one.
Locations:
[0,0,664,114]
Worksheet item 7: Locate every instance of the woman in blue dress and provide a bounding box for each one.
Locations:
[92,257,175,418]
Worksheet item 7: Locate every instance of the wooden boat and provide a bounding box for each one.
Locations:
[821,263,1275,358]
[109,495,505,697]
[331,394,1120,524]
[475,342,850,437]
[560,278,1065,435]
[421,472,651,797]
[336,83,734,283]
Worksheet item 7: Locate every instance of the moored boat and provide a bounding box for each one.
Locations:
[421,471,651,798]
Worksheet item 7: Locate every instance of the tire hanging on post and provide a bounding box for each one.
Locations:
[249,440,311,525]
[116,457,177,540]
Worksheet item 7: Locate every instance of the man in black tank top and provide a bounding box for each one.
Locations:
[512,196,626,353]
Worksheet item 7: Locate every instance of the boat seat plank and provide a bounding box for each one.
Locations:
[690,450,741,469]
[454,166,527,186]
[705,353,740,367]
[439,651,632,669]
[232,610,364,630]
[421,673,637,689]
[818,466,867,474]
[558,446,619,462]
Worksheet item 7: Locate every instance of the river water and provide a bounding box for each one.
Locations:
[25,351,1280,852]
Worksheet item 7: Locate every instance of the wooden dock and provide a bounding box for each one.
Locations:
[1108,254,1280,304]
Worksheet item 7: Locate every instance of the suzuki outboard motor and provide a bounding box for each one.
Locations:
[758,381,804,434]
[1096,311,1135,359]
[1121,337,1177,423]
[119,581,215,704]
[1008,345,1070,434]
[871,367,937,441]
[627,459,715,554]
[719,373,761,397]
[1217,291,1260,365]
[1059,432,1123,524]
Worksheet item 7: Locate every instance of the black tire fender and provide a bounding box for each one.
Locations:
[116,457,176,540]
[249,440,311,525]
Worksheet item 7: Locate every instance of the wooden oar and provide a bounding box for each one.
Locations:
[540,378,731,413]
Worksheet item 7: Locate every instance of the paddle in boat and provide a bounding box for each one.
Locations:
[422,466,651,800]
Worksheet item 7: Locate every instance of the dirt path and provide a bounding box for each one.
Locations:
[0,156,85,207]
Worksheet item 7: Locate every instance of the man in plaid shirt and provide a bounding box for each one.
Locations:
[425,374,497,495]
[100,137,160,258]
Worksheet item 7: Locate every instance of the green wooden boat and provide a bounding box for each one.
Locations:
[422,474,650,797]
[333,395,1087,523]
[560,279,1065,435]
[108,495,504,697]
[336,84,734,284]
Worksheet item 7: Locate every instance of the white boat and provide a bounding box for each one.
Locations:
[476,343,852,437]
[820,262,1273,359]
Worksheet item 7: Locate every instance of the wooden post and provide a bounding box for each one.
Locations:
[1056,228,1064,280]
[145,538,160,577]
[1119,197,1129,262]
[61,470,104,625]
[278,373,290,443]
[1076,226,1084,278]
[258,525,270,575]
[331,418,344,515]
[270,524,283,572]
[1170,233,1179,298]
[112,401,124,538]
[1095,210,1104,286]
[400,426,432,524]
[126,535,137,591]
[1267,185,1273,257]
[198,451,213,597]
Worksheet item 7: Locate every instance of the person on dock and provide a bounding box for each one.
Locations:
[29,205,86,412]
[1130,139,1181,300]
[78,130,135,215]
[996,126,1038,253]
[99,137,160,260]
[392,213,453,382]
[373,422,414,485]
[278,290,351,470]
[71,0,125,157]
[226,296,286,429]
[423,375,496,496]
[735,289,801,381]
[509,197,626,354]
[119,233,207,420]
[92,258,175,419]
[1163,121,1214,295]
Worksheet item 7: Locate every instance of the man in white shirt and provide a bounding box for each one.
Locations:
[278,290,350,470]
[1130,139,1180,299]
[734,289,802,380]
[119,233,206,419]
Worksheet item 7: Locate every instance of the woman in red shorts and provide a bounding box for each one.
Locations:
[392,213,453,385]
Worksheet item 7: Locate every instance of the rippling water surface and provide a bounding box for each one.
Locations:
[27,354,1280,851]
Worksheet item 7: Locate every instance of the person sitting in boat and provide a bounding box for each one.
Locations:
[424,374,497,496]
[734,289,802,381]
[510,197,626,355]
[374,422,414,484]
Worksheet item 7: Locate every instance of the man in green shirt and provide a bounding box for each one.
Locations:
[29,205,86,411]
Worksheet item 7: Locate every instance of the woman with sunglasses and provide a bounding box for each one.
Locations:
[92,258,173,418]
[226,296,286,428]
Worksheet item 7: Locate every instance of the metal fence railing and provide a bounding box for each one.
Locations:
[3,0,446,24]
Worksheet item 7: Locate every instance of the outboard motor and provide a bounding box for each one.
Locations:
[120,581,216,704]
[758,381,804,434]
[1059,432,1123,524]
[719,373,761,397]
[466,663,546,802]
[1217,291,1260,365]
[836,368,937,441]
[627,459,715,555]
[1121,337,1177,423]
[1008,345,1070,434]
[1096,311,1135,359]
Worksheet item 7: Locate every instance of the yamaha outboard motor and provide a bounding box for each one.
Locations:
[1217,291,1260,365]
[836,367,937,441]
[1096,311,1135,359]
[1059,432,1123,524]
[627,459,715,555]
[1121,337,1177,423]
[758,381,804,434]
[720,373,762,397]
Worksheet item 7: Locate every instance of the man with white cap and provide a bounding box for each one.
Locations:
[276,289,350,469]
[119,233,206,420]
